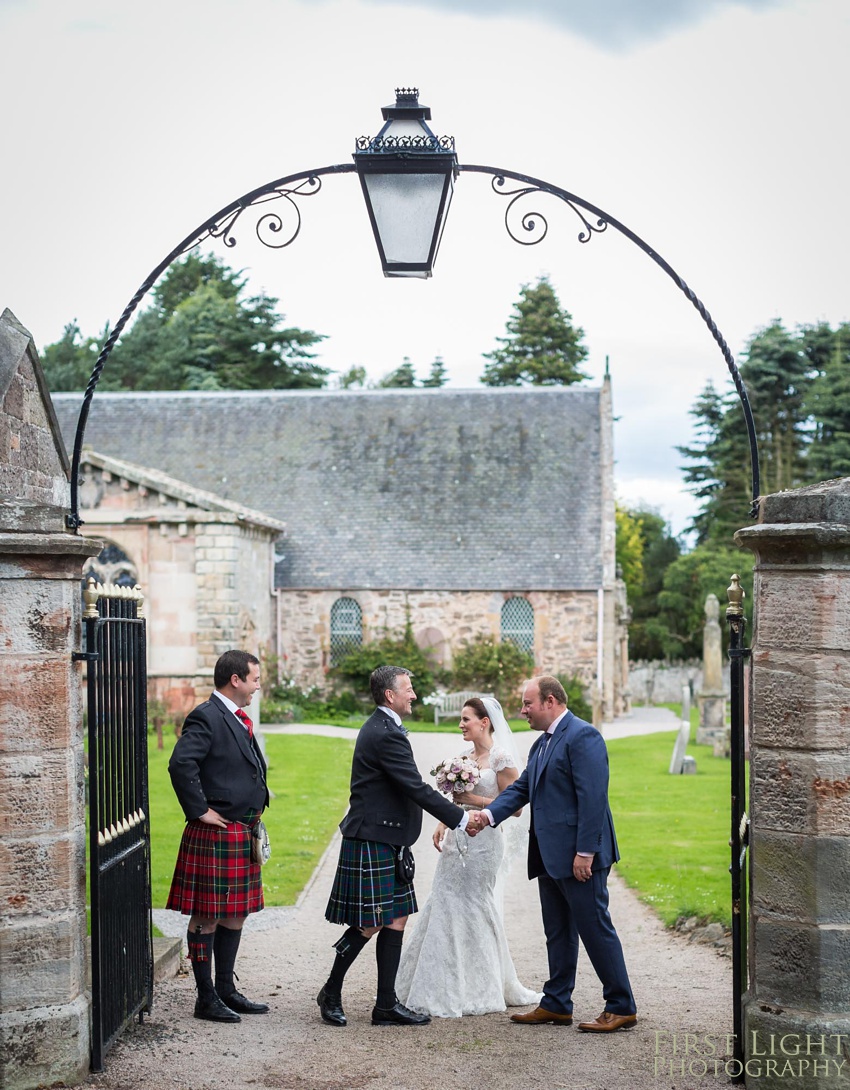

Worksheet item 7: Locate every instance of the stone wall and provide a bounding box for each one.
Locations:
[0,309,99,1089]
[75,457,282,715]
[278,587,624,712]
[736,477,850,1090]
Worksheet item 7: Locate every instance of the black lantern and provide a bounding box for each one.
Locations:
[354,88,458,278]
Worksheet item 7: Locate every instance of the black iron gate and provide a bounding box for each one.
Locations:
[727,574,751,1081]
[79,577,153,1072]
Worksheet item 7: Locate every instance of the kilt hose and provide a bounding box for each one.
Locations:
[325,837,417,929]
[167,814,263,920]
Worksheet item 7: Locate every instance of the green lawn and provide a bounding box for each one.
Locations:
[264,714,533,734]
[608,730,733,926]
[148,733,354,908]
[146,718,735,928]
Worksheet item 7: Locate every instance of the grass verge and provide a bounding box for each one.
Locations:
[608,729,732,926]
[148,733,355,908]
[147,716,735,929]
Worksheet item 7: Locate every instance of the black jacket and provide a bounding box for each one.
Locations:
[339,708,464,846]
[169,696,269,821]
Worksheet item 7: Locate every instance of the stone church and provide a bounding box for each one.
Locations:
[52,379,629,718]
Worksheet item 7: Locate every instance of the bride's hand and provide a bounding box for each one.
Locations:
[432,823,447,851]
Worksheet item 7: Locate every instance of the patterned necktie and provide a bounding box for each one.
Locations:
[235,708,253,739]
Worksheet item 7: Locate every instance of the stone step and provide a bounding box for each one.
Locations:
[84,935,183,988]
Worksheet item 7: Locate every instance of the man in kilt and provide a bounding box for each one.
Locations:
[318,664,470,1027]
[167,649,270,1023]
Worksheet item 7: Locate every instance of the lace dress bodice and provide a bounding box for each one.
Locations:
[395,743,541,1018]
[459,745,512,806]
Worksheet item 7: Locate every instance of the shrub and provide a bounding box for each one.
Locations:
[448,634,533,707]
[558,673,592,722]
[331,617,442,719]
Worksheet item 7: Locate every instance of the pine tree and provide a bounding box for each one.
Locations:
[42,254,328,391]
[676,381,752,545]
[740,320,813,495]
[379,356,417,387]
[421,355,448,387]
[481,276,589,386]
[804,323,850,479]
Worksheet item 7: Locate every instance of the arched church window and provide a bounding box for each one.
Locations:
[501,596,534,654]
[330,597,363,665]
[83,542,139,588]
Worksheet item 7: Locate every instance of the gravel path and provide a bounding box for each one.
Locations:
[97,711,734,1090]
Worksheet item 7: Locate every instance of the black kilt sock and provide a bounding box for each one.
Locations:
[213,925,243,998]
[187,928,216,1000]
[326,926,371,994]
[375,928,404,1009]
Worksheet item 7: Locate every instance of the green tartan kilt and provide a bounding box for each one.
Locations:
[325,837,417,928]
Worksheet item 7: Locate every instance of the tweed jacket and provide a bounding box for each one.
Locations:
[487,710,619,880]
[339,708,465,847]
[169,695,269,822]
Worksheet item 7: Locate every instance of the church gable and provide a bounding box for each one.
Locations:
[78,451,285,533]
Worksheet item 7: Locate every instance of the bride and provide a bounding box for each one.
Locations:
[395,697,542,1018]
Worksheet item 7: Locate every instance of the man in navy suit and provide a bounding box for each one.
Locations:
[472,675,636,1032]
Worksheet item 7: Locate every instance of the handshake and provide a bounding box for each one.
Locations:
[465,810,491,836]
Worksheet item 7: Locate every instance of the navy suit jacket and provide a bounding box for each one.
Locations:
[169,695,269,822]
[339,708,465,847]
[487,710,619,880]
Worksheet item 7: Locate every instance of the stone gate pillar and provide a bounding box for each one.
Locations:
[736,478,850,1089]
[0,310,100,1089]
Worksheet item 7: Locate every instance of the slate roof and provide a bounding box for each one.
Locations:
[53,387,609,591]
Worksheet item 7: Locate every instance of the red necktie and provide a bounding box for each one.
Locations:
[235,708,254,739]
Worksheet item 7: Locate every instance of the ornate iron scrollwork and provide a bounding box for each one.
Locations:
[490,174,607,247]
[188,176,323,253]
[67,163,355,530]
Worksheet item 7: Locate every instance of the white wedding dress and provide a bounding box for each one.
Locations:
[396,746,542,1018]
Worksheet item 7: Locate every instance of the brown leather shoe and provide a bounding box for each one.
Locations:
[577,1011,637,1033]
[510,1005,573,1025]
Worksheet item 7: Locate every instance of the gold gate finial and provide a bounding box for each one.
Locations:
[727,573,745,618]
[83,576,100,619]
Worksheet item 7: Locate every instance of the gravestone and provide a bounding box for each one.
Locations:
[697,593,726,746]
[669,685,692,775]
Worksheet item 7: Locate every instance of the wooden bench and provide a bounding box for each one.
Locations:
[432,690,495,725]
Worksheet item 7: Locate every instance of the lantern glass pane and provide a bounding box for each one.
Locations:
[364,172,446,267]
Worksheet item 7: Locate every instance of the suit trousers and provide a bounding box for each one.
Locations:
[537,868,635,1016]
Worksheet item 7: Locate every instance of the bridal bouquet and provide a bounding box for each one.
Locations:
[431,755,480,796]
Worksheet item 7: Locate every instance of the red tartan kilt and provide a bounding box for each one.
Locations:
[166,819,264,918]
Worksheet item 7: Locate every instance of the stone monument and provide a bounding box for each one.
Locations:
[669,684,692,774]
[696,592,726,746]
[0,309,99,1089]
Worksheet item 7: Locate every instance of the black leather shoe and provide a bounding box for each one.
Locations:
[218,989,270,1014]
[371,1001,431,1026]
[194,993,241,1023]
[317,985,347,1026]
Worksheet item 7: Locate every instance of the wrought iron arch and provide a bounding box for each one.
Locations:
[67,159,759,531]
[64,143,759,1078]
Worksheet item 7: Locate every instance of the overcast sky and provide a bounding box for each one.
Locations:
[1,0,847,535]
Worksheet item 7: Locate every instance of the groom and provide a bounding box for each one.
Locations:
[469,675,637,1032]
[318,665,470,1027]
